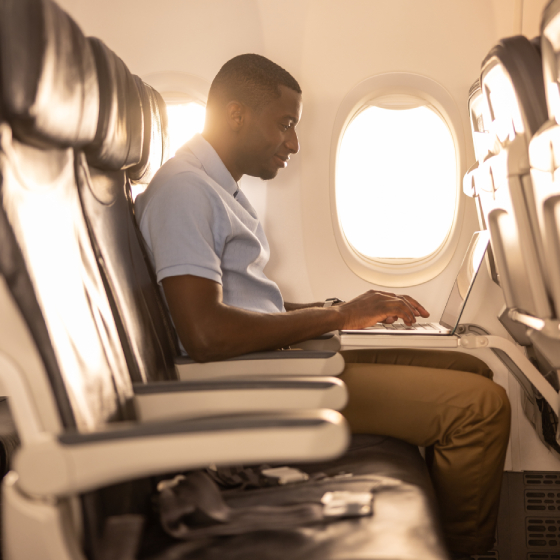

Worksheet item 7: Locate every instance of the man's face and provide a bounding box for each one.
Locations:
[237,85,302,180]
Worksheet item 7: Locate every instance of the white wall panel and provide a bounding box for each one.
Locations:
[522,0,551,37]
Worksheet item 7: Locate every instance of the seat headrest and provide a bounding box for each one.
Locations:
[542,0,560,44]
[128,78,170,184]
[481,36,547,140]
[0,0,99,147]
[542,0,560,122]
[85,37,143,170]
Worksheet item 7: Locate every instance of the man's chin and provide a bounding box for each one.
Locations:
[250,168,279,181]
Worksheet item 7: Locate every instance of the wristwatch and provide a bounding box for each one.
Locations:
[323,297,345,307]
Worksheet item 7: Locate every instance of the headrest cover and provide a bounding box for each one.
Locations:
[128,79,170,183]
[542,1,560,122]
[481,36,547,139]
[543,0,560,49]
[0,0,99,147]
[85,38,143,170]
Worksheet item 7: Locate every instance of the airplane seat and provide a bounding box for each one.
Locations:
[470,34,560,450]
[477,37,553,339]
[530,0,560,325]
[127,77,170,186]
[81,36,180,384]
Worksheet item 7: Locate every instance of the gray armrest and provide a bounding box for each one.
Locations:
[175,350,345,380]
[132,376,348,421]
[14,410,349,497]
[291,331,341,352]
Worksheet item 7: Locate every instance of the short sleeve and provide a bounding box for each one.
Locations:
[138,172,231,285]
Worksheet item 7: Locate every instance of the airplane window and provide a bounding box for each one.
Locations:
[130,93,205,199]
[166,101,206,157]
[336,102,457,260]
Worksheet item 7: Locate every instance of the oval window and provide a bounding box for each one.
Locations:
[336,98,457,261]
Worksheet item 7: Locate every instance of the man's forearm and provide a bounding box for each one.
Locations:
[284,301,323,311]
[182,303,344,362]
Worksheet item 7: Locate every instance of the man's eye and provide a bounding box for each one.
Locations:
[281,123,292,131]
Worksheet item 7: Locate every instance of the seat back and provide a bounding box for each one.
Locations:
[79,38,178,383]
[475,37,551,323]
[0,2,167,557]
[0,0,136,433]
[529,0,560,321]
[541,0,560,125]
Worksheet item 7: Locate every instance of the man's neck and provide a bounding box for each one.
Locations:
[201,130,243,182]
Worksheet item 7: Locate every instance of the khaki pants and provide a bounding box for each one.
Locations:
[339,349,511,555]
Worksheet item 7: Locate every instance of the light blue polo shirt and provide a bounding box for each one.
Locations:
[135,133,285,353]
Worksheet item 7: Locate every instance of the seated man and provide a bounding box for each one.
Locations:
[135,54,510,558]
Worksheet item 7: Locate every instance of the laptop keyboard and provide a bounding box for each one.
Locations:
[365,323,439,331]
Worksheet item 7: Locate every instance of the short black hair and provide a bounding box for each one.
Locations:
[208,54,302,111]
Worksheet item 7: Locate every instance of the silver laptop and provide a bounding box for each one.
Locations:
[342,231,489,336]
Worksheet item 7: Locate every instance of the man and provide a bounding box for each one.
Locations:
[135,54,510,557]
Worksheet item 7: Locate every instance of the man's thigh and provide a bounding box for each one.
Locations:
[338,362,507,445]
[340,349,493,379]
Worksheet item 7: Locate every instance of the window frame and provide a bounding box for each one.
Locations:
[143,71,209,106]
[330,72,466,287]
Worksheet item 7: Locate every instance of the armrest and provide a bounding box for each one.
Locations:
[14,410,349,497]
[175,350,345,380]
[133,376,348,421]
[291,331,341,352]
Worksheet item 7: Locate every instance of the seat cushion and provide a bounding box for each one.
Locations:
[138,436,447,560]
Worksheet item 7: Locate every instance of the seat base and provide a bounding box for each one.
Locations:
[139,436,448,560]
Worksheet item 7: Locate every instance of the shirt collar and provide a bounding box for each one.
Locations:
[183,133,239,197]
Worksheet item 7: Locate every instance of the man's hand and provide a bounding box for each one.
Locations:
[336,290,429,330]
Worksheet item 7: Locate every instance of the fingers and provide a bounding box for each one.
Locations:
[382,296,416,325]
[376,291,430,318]
[402,295,430,318]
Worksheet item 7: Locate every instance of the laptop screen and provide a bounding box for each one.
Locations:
[439,231,490,332]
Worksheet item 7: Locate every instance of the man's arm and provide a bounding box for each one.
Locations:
[284,301,323,311]
[163,275,429,362]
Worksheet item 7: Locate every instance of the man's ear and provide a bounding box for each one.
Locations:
[225,101,246,132]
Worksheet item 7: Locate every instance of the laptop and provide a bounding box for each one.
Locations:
[341,230,489,336]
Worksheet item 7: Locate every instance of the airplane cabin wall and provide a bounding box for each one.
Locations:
[57,0,539,331]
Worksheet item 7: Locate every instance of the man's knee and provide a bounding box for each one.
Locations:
[470,377,511,431]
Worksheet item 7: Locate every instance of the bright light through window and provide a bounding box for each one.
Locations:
[336,105,457,259]
[166,102,206,156]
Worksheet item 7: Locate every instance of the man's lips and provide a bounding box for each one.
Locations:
[274,154,289,167]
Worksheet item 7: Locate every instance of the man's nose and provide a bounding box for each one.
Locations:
[286,129,300,154]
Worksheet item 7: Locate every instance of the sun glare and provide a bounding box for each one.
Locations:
[166,102,206,157]
[336,105,457,260]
